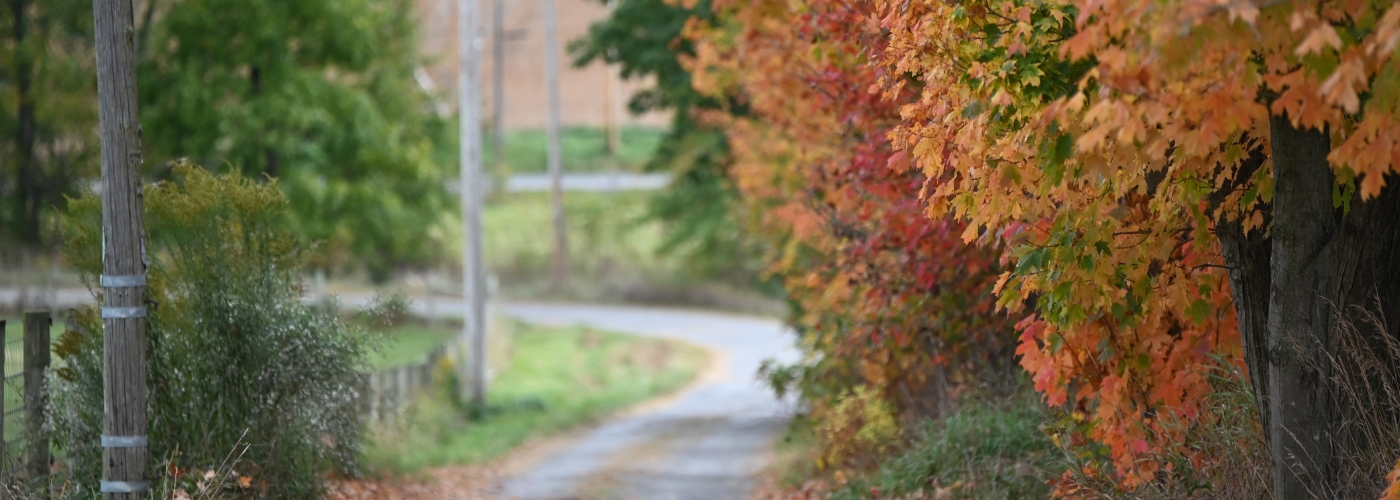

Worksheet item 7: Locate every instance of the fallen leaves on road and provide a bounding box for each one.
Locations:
[326,465,504,500]
[748,478,830,500]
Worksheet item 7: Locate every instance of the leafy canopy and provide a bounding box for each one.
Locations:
[139,0,456,277]
[572,0,761,282]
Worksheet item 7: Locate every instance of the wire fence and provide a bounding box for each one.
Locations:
[2,319,26,480]
[1,312,54,494]
[363,339,460,427]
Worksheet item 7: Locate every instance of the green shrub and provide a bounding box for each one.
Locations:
[829,396,1059,500]
[51,163,373,498]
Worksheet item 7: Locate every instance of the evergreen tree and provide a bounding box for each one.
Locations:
[138,0,455,279]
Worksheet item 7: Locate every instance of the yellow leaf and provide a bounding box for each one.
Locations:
[992,271,1012,295]
[961,222,980,243]
[1295,24,1343,56]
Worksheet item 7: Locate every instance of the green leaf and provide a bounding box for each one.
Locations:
[1186,299,1211,325]
[962,100,986,118]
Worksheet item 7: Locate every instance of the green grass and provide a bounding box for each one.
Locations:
[369,324,458,371]
[363,321,708,474]
[478,191,782,312]
[485,126,666,175]
[483,191,673,286]
[828,395,1060,500]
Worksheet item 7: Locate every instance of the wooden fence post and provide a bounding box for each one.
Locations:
[369,372,381,425]
[1,318,6,473]
[24,311,51,490]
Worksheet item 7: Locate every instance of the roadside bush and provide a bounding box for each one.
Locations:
[827,395,1059,500]
[51,163,373,498]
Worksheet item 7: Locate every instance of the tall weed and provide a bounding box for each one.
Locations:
[50,164,373,498]
[827,395,1058,500]
[1310,298,1400,499]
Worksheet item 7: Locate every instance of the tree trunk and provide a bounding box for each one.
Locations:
[1215,145,1273,443]
[93,0,150,497]
[9,0,40,244]
[249,65,280,178]
[1264,114,1400,499]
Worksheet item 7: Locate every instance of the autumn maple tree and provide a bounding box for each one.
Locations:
[877,0,1400,496]
[683,0,1020,468]
[652,0,1400,494]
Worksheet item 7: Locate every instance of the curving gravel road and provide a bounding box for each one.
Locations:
[495,303,799,500]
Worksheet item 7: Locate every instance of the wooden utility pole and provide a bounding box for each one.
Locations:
[491,0,506,170]
[459,0,488,406]
[93,0,150,497]
[542,0,569,288]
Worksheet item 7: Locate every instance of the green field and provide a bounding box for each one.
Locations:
[363,321,707,474]
[483,190,676,289]
[486,126,666,175]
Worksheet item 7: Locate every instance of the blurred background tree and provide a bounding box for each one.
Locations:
[570,0,761,285]
[137,0,456,281]
[2,0,453,280]
[0,0,98,253]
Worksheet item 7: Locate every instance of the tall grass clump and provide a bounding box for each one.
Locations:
[50,163,373,498]
[1312,298,1400,499]
[827,395,1059,500]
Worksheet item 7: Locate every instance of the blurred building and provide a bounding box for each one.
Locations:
[414,0,670,129]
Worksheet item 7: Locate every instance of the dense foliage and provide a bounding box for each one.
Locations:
[571,0,761,282]
[52,165,372,498]
[685,0,1400,496]
[138,0,455,279]
[3,0,452,276]
[878,0,1400,494]
[0,0,97,249]
[684,0,1020,471]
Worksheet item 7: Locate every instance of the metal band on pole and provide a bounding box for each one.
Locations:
[100,275,146,288]
[100,481,150,493]
[101,435,148,448]
[101,307,147,319]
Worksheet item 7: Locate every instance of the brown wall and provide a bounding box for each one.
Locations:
[415,0,670,130]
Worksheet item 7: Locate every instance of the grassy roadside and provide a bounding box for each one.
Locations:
[368,324,457,371]
[484,191,669,288]
[751,395,1061,500]
[362,320,708,475]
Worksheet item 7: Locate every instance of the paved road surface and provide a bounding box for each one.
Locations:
[495,303,798,500]
[445,173,673,195]
[504,172,672,193]
[3,289,799,500]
